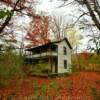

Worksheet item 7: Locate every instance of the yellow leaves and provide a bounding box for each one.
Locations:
[66,27,80,47]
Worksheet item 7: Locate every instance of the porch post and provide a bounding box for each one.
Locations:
[49,44,52,72]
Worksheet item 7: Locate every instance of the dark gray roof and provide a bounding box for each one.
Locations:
[26,37,72,51]
[51,37,72,49]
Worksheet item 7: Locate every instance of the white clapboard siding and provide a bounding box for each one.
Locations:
[55,40,72,73]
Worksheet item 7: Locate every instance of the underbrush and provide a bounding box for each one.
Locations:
[90,86,100,100]
[0,51,25,88]
[30,61,51,75]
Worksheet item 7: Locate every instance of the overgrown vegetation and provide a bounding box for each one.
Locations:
[0,50,25,88]
[95,80,100,84]
[30,60,51,75]
[89,55,100,64]
[90,86,100,100]
[72,52,100,72]
[49,80,60,91]
[30,79,60,100]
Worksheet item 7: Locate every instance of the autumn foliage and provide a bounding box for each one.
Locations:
[80,51,90,65]
[3,0,12,4]
[2,0,25,7]
[1,0,36,17]
[0,71,100,99]
[26,15,50,47]
[72,51,100,71]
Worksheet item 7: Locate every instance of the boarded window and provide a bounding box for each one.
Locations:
[63,47,67,55]
[64,60,67,69]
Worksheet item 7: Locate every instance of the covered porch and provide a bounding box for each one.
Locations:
[25,43,58,74]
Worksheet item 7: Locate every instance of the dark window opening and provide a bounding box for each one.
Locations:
[64,60,67,69]
[51,44,58,52]
[63,47,67,55]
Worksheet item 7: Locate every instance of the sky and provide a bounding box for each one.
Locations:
[14,0,90,52]
[36,0,90,52]
[36,0,77,16]
[0,0,94,52]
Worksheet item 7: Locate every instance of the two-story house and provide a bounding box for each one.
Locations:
[25,38,72,74]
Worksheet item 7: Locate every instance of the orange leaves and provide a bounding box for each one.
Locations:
[80,51,90,63]
[26,15,50,46]
[0,71,100,99]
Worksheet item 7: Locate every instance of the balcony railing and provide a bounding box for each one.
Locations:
[26,52,57,58]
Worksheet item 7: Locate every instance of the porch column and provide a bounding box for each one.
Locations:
[49,44,52,72]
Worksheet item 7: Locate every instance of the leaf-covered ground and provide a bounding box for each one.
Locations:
[0,71,100,100]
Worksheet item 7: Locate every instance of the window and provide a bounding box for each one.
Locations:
[63,47,67,55]
[51,45,58,52]
[64,60,67,69]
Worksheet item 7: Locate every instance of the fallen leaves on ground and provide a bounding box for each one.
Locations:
[0,71,100,100]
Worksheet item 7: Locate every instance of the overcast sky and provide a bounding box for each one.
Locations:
[35,0,90,52]
[0,0,93,52]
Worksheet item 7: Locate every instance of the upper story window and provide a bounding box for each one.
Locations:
[63,47,67,55]
[51,45,58,52]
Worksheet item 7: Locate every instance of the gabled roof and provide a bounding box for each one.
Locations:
[26,37,72,51]
[51,37,72,49]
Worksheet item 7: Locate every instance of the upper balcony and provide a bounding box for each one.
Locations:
[26,51,57,58]
[25,44,58,59]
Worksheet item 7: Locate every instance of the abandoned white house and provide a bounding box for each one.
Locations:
[25,38,72,74]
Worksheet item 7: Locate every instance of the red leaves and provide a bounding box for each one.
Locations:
[2,0,35,14]
[80,51,89,62]
[3,0,12,3]
[1,71,100,99]
[26,15,50,47]
[81,51,90,60]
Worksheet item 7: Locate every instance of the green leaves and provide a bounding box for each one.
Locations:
[88,36,100,55]
[0,9,10,19]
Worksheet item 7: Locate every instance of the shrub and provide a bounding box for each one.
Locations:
[31,60,51,74]
[49,81,60,91]
[95,80,100,84]
[89,55,100,64]
[0,50,25,88]
[0,79,9,88]
[71,64,79,73]
[90,86,100,100]
[89,55,100,71]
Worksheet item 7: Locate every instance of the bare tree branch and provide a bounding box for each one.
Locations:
[0,0,21,34]
[57,0,75,8]
[94,0,100,18]
[73,12,89,26]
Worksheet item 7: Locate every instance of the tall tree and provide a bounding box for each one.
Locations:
[49,15,66,40]
[75,0,100,30]
[0,0,38,35]
[0,0,39,52]
[26,15,50,47]
[58,0,100,30]
[66,27,81,50]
